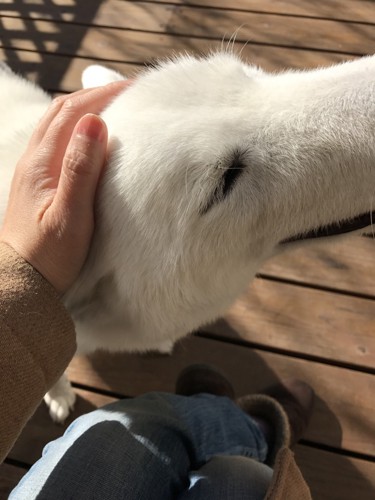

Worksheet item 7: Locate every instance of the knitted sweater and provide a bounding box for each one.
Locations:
[0,242,311,498]
[0,242,76,460]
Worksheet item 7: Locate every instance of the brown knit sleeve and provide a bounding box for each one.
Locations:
[0,242,76,461]
[265,447,312,500]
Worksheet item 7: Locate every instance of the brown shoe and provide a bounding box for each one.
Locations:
[238,378,315,465]
[262,378,315,447]
[175,364,235,399]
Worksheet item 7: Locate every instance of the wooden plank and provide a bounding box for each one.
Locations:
[207,278,375,368]
[0,47,143,92]
[295,445,375,500]
[62,336,375,456]
[1,0,374,27]
[260,236,375,297]
[149,0,375,23]
[0,463,26,498]
[0,11,373,63]
[0,0,105,24]
[162,6,375,54]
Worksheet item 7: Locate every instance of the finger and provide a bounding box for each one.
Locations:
[36,80,130,180]
[27,88,98,150]
[29,80,131,152]
[25,80,130,187]
[53,113,108,218]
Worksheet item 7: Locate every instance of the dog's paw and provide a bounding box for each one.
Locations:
[44,376,76,423]
[156,339,174,354]
[82,65,126,89]
[0,62,12,74]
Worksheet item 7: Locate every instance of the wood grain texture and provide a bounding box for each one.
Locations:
[295,445,375,500]
[1,0,375,28]
[163,6,375,54]
[2,2,375,55]
[260,236,375,297]
[1,12,372,68]
[0,47,144,91]
[207,278,375,367]
[150,0,375,23]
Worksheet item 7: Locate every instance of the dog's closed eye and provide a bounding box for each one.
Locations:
[201,150,246,214]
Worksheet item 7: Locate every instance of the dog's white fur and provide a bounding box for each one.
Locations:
[0,53,374,421]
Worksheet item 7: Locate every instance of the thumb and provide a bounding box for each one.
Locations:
[55,113,108,214]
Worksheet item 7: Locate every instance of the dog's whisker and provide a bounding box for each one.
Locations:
[226,30,237,54]
[239,40,250,58]
[227,25,247,55]
[221,32,229,53]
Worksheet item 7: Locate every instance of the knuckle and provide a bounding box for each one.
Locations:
[53,98,81,127]
[64,149,94,178]
[62,97,78,113]
[51,95,79,120]
[51,95,66,109]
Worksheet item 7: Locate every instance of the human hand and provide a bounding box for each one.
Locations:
[0,81,131,293]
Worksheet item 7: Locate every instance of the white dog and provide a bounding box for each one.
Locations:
[0,53,374,422]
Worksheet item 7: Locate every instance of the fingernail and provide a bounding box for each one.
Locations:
[76,114,106,141]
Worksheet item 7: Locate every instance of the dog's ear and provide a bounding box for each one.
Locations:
[81,65,126,89]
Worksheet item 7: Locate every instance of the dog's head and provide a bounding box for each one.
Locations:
[70,53,375,350]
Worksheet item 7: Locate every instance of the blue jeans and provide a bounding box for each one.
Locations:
[11,393,273,499]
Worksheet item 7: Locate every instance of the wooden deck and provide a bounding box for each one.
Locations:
[1,1,374,498]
